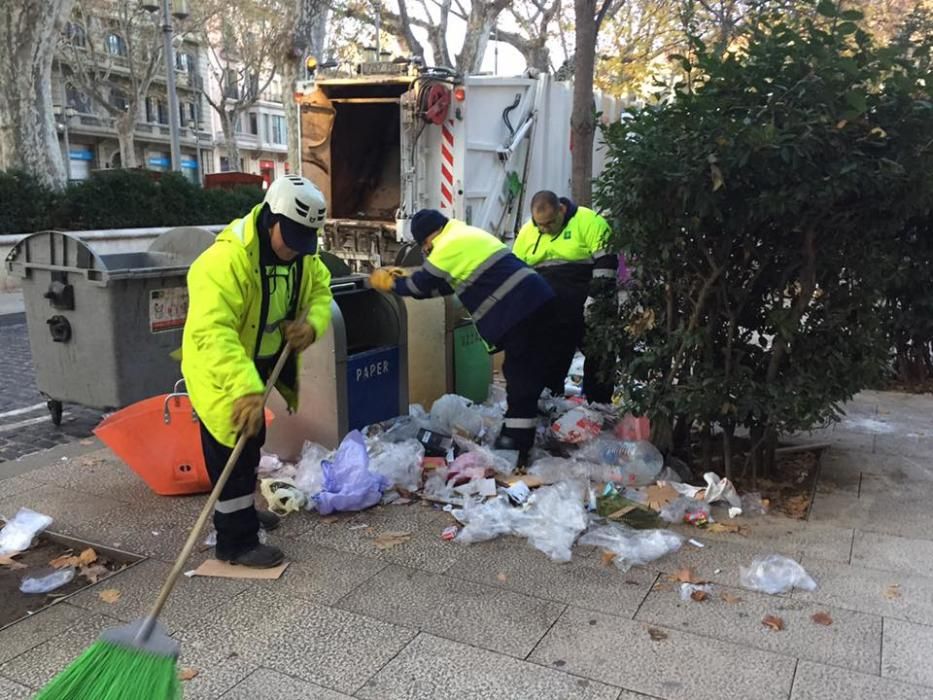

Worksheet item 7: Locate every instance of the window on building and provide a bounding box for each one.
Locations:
[181,102,196,128]
[145,96,155,123]
[105,33,127,58]
[223,69,238,99]
[156,99,168,125]
[65,22,86,48]
[109,88,128,112]
[220,156,230,172]
[175,51,194,72]
[249,112,258,135]
[66,85,92,114]
[263,113,270,142]
[271,115,286,145]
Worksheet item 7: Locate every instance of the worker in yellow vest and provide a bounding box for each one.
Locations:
[369,209,557,464]
[183,175,333,567]
[513,191,618,403]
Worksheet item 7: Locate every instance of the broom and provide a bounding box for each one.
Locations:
[35,337,298,699]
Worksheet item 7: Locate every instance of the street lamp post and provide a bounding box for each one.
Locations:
[56,106,77,182]
[143,0,188,172]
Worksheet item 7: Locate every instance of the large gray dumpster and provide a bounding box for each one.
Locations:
[265,275,409,458]
[5,227,214,423]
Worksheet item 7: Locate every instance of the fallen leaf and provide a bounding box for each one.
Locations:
[599,550,617,567]
[647,627,668,641]
[669,567,706,584]
[720,591,743,604]
[98,589,122,604]
[178,667,199,681]
[49,551,76,569]
[49,548,98,570]
[811,612,833,626]
[373,531,411,550]
[762,614,785,631]
[690,589,709,602]
[76,548,98,567]
[707,522,744,535]
[496,573,508,583]
[0,553,26,570]
[79,563,110,584]
[884,584,901,600]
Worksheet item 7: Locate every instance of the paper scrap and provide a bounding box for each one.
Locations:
[688,539,704,548]
[192,559,289,580]
[178,667,199,681]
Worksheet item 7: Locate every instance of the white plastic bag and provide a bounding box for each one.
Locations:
[294,441,329,504]
[430,394,485,439]
[739,555,817,594]
[528,456,601,483]
[259,477,307,515]
[579,523,684,572]
[454,497,518,544]
[0,508,53,556]
[368,438,425,492]
[20,567,75,594]
[702,472,743,517]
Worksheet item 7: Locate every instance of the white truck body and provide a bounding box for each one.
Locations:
[297,69,621,268]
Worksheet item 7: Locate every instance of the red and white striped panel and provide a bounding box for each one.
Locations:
[440,120,454,209]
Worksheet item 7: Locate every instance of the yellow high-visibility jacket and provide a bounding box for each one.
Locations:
[182,203,333,446]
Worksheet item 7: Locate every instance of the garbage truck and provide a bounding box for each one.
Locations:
[296,62,622,270]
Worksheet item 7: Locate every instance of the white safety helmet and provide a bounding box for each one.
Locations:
[263,174,327,230]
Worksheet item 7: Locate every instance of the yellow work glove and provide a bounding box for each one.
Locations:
[282,319,316,352]
[231,394,264,438]
[369,268,397,293]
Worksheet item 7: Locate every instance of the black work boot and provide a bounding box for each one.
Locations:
[217,543,285,569]
[493,434,530,472]
[256,509,281,531]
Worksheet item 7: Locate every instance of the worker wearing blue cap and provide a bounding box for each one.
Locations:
[369,209,556,463]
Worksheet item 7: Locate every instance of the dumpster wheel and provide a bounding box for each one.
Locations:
[47,400,63,426]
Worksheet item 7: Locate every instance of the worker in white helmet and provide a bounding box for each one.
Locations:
[182,175,333,567]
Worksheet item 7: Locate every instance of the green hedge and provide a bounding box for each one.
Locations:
[0,170,263,234]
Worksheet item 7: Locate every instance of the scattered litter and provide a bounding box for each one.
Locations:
[430,394,485,439]
[647,627,668,641]
[98,588,122,604]
[701,472,743,517]
[368,438,424,492]
[417,427,453,457]
[741,492,769,516]
[707,522,744,535]
[615,414,651,441]
[660,497,710,526]
[441,525,459,541]
[20,567,75,594]
[505,480,531,505]
[348,523,370,531]
[680,583,712,602]
[373,531,412,550]
[578,439,663,486]
[258,453,285,477]
[314,431,389,515]
[645,483,680,511]
[714,569,722,574]
[811,612,833,626]
[688,539,704,548]
[294,441,328,502]
[203,530,217,547]
[178,668,199,682]
[579,523,683,572]
[496,572,508,582]
[669,567,706,584]
[0,508,54,556]
[260,477,307,515]
[79,563,109,584]
[740,555,817,594]
[551,407,603,443]
[0,553,26,570]
[762,614,785,631]
[884,584,902,600]
[50,547,97,569]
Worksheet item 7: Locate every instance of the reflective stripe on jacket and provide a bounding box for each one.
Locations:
[182,203,333,446]
[392,219,554,345]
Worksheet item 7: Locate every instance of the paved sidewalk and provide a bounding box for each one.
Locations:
[0,390,931,699]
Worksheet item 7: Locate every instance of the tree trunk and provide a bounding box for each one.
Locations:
[457,2,507,73]
[571,0,597,206]
[285,0,329,175]
[0,0,74,188]
[222,111,241,170]
[115,114,138,169]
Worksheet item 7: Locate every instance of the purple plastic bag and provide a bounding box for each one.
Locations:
[314,431,388,515]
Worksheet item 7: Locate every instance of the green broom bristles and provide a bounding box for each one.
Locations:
[34,639,180,700]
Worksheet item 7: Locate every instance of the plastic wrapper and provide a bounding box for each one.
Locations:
[702,472,743,516]
[528,456,602,483]
[453,436,516,476]
[659,496,711,524]
[455,481,588,562]
[294,441,329,504]
[378,405,434,443]
[577,439,664,486]
[551,407,603,444]
[430,394,485,439]
[680,583,713,601]
[739,554,817,594]
[741,492,768,516]
[20,567,75,594]
[0,508,53,556]
[368,439,425,492]
[579,523,684,572]
[259,477,307,515]
[423,467,457,502]
[313,431,389,515]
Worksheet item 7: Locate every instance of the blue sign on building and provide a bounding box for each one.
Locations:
[147,155,170,168]
[346,346,400,431]
[181,157,198,170]
[69,149,93,161]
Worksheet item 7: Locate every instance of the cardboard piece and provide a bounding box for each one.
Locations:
[503,474,547,488]
[192,559,289,580]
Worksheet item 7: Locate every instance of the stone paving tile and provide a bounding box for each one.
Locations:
[67,559,249,635]
[875,434,933,460]
[851,531,933,579]
[529,606,797,700]
[635,581,882,674]
[791,660,929,700]
[796,557,933,626]
[0,475,38,501]
[0,612,117,690]
[0,483,126,540]
[882,617,933,688]
[356,633,620,700]
[295,503,463,574]
[444,535,656,616]
[25,448,146,502]
[336,564,566,658]
[0,603,87,665]
[221,667,354,699]
[175,588,416,694]
[178,652,258,700]
[0,675,33,699]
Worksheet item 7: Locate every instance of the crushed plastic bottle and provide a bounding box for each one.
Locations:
[20,567,75,594]
[294,441,329,504]
[577,439,664,486]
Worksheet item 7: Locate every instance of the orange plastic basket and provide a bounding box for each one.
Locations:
[94,393,273,497]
